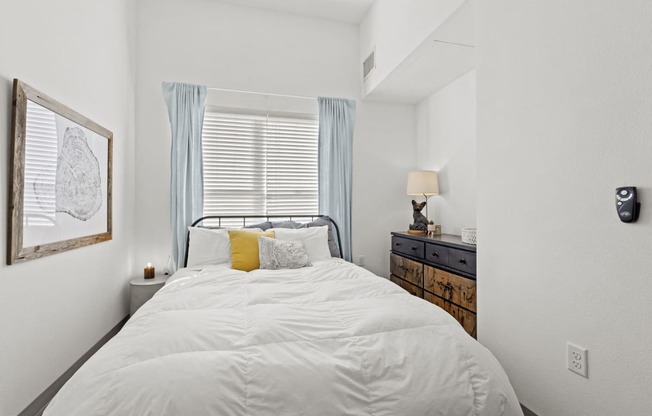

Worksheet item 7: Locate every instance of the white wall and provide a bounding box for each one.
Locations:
[360,0,466,96]
[416,70,476,235]
[135,0,416,277]
[0,0,136,414]
[477,1,652,415]
[353,102,416,276]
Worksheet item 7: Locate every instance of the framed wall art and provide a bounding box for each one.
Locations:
[8,79,113,264]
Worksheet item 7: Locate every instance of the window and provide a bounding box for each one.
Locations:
[201,108,319,226]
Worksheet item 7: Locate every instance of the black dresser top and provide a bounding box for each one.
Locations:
[391,232,476,252]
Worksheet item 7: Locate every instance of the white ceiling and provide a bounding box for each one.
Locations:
[215,0,376,24]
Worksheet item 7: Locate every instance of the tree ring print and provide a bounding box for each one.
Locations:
[34,127,102,221]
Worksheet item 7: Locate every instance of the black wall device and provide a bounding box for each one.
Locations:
[616,187,640,223]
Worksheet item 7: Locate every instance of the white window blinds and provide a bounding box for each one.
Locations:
[201,109,319,224]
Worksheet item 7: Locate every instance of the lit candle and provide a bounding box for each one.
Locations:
[144,262,155,279]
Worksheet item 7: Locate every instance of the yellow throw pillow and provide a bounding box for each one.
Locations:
[229,230,275,272]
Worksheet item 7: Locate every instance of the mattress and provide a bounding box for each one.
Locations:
[45,259,523,416]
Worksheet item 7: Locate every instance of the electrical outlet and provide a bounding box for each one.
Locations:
[357,255,365,267]
[567,342,588,378]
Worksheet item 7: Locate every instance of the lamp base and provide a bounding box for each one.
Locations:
[407,229,426,235]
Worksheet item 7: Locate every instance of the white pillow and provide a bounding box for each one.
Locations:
[186,227,262,267]
[273,226,331,262]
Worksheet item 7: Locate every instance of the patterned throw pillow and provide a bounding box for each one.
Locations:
[258,236,311,270]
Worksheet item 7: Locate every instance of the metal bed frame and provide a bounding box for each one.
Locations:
[184,215,343,267]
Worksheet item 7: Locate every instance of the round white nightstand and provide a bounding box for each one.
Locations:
[129,274,169,316]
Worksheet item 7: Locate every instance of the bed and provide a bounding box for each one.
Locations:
[44,216,523,416]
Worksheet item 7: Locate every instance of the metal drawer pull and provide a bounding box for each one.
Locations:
[411,246,418,251]
[458,258,467,265]
[432,252,439,257]
[395,242,402,246]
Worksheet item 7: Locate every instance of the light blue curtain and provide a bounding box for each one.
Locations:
[162,82,207,272]
[318,97,356,262]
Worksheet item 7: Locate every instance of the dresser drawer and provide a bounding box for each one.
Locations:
[425,292,477,337]
[448,248,476,276]
[457,307,477,338]
[391,275,424,298]
[390,253,423,286]
[424,265,476,312]
[425,291,448,309]
[391,236,425,259]
[425,244,450,267]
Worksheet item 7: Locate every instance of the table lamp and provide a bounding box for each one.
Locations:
[407,170,439,231]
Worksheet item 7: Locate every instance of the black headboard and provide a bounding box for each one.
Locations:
[184,215,343,267]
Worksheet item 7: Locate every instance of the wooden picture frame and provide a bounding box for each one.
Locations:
[8,80,113,264]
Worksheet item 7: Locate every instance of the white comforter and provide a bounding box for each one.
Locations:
[46,260,523,416]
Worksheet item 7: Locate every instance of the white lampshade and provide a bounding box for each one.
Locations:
[407,170,439,196]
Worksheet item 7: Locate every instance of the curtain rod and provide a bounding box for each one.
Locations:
[207,87,317,101]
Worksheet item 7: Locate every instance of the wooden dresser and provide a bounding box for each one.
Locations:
[389,232,477,337]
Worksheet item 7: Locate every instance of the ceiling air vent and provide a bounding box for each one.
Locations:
[363,49,376,80]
